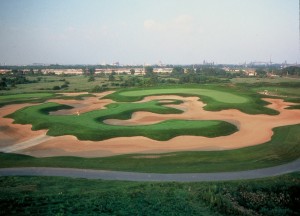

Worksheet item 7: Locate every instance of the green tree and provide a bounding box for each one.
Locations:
[195,68,201,74]
[28,69,34,75]
[108,74,115,81]
[282,66,300,76]
[144,66,154,77]
[171,67,184,76]
[37,69,43,75]
[89,68,95,76]
[186,68,195,74]
[144,66,159,85]
[88,76,95,82]
[0,77,7,90]
[52,85,60,90]
[130,69,135,75]
[91,85,107,92]
[256,69,267,77]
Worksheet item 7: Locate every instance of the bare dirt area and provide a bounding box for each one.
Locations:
[58,92,89,96]
[0,92,300,157]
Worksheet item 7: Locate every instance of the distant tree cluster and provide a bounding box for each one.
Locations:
[90,85,108,92]
[281,66,300,76]
[52,80,70,90]
[0,70,35,90]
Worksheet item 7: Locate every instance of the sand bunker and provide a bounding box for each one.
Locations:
[0,92,300,158]
[49,91,115,115]
[0,103,48,147]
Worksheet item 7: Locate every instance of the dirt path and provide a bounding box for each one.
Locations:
[0,93,300,157]
[0,159,299,182]
[1,135,53,153]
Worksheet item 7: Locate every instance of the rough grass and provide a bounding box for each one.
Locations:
[231,77,300,84]
[0,173,299,215]
[0,92,53,100]
[253,86,300,97]
[6,101,237,141]
[0,92,55,107]
[1,124,299,173]
[2,75,111,94]
[233,80,300,110]
[0,92,95,107]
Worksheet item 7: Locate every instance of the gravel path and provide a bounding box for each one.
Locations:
[0,159,299,182]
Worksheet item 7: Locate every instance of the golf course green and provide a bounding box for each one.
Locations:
[119,88,248,103]
[2,84,299,173]
[106,86,279,115]
[7,100,237,141]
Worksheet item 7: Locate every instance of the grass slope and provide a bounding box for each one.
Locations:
[0,173,299,215]
[105,85,279,115]
[0,92,55,107]
[118,88,248,103]
[0,92,95,107]
[6,101,237,141]
[1,124,299,173]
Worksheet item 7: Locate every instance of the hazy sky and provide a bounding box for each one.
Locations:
[0,0,298,65]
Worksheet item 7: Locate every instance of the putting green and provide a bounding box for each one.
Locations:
[119,88,248,103]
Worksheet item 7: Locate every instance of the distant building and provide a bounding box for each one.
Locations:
[42,69,83,75]
[153,68,173,73]
[244,69,256,76]
[0,69,11,74]
[94,67,173,75]
[112,62,120,66]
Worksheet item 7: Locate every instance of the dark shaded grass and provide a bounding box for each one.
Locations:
[0,173,299,216]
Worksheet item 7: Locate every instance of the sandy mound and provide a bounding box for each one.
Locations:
[1,92,300,157]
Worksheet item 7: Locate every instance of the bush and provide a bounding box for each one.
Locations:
[61,84,69,89]
[52,86,60,90]
[90,85,107,93]
[88,76,95,82]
